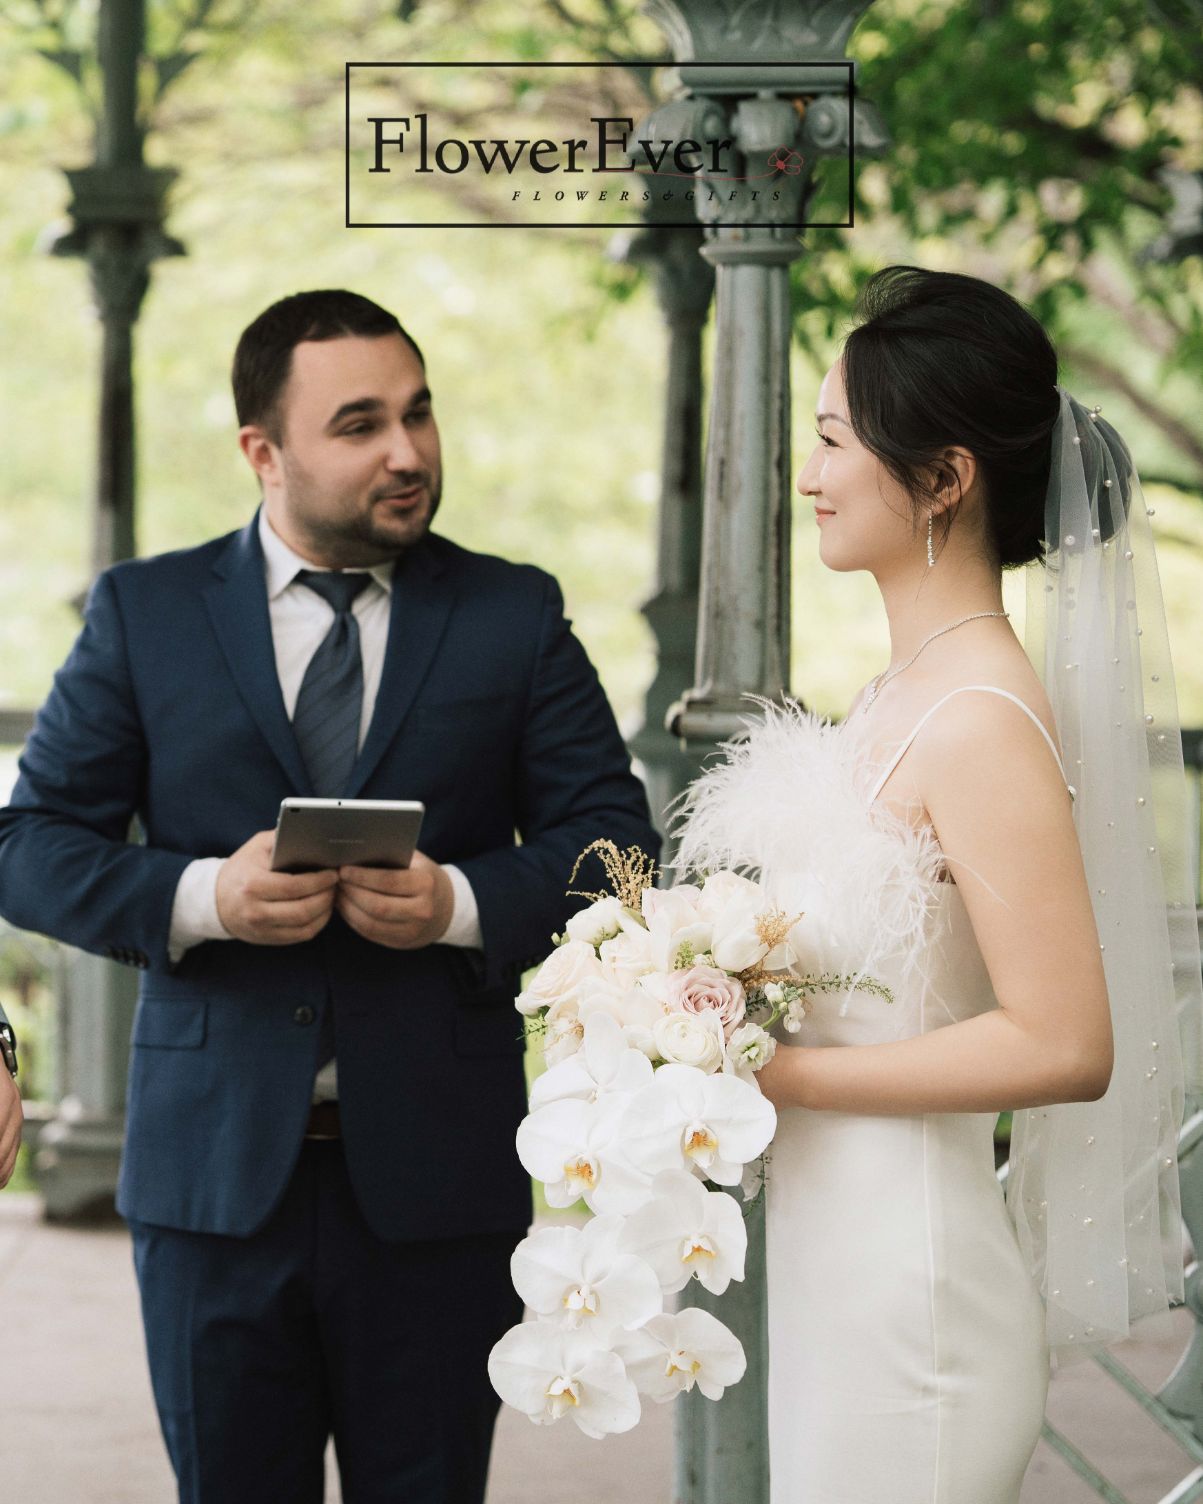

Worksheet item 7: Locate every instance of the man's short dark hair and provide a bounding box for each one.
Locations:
[232,290,425,443]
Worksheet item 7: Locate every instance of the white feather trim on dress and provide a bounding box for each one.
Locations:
[669,699,947,1012]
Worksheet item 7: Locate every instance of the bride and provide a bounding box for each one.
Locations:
[674,266,1198,1503]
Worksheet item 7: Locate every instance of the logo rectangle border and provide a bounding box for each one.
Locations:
[344,60,856,231]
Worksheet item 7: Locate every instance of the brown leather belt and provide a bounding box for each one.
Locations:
[304,1100,341,1140]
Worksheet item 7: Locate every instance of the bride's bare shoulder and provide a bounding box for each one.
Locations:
[907,650,1067,796]
[853,638,1064,815]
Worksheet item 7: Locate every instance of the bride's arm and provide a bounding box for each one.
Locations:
[755,693,1114,1114]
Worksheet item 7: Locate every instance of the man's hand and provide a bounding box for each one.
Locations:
[336,850,454,950]
[0,1070,22,1189]
[215,830,338,946]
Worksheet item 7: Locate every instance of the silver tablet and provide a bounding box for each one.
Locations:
[270,798,425,873]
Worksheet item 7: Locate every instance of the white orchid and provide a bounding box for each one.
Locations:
[510,1216,663,1337]
[565,895,627,948]
[517,1092,652,1214]
[614,1308,746,1403]
[516,940,604,1017]
[623,1064,777,1187]
[488,1323,641,1437]
[529,1012,653,1111]
[621,1169,747,1296]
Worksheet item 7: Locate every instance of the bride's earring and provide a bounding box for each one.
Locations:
[927,512,935,568]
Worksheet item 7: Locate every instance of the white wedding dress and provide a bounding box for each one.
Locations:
[678,686,1060,1504]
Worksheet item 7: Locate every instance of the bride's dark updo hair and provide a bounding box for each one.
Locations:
[842,266,1061,569]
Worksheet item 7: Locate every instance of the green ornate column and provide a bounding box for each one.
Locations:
[635,4,886,1498]
[35,0,183,1218]
[614,206,714,852]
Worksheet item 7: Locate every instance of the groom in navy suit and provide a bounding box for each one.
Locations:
[0,290,660,1502]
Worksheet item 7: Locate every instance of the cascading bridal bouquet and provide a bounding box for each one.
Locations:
[487,841,892,1437]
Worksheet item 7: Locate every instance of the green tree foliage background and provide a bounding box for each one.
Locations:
[1,0,1201,732]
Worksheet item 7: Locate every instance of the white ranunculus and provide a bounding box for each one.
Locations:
[516,1092,653,1215]
[622,1063,777,1187]
[620,1168,747,1296]
[651,1011,726,1074]
[516,940,605,1017]
[488,1323,641,1436]
[565,895,627,948]
[510,1216,663,1337]
[724,1022,777,1082]
[529,1011,653,1111]
[613,1308,746,1403]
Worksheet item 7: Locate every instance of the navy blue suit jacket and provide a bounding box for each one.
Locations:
[0,516,660,1240]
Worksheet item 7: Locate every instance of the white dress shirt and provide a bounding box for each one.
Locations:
[168,509,482,1099]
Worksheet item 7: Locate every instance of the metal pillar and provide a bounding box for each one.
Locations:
[615,209,714,853]
[634,6,886,1497]
[35,0,183,1218]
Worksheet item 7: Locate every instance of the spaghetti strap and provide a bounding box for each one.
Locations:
[864,684,1072,806]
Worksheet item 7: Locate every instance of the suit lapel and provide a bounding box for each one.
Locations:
[345,537,457,798]
[202,515,313,795]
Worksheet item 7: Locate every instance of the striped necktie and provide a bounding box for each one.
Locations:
[291,570,372,795]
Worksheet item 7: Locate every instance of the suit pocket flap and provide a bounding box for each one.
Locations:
[132,996,208,1049]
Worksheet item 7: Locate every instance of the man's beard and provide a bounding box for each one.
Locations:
[281,460,442,567]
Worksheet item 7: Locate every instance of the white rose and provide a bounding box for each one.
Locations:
[565,895,627,948]
[697,870,765,922]
[652,1011,725,1074]
[640,885,702,929]
[599,927,657,986]
[516,940,604,1017]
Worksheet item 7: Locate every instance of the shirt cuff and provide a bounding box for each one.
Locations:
[439,863,483,949]
[168,857,234,963]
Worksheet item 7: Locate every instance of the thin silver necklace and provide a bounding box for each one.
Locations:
[857,611,1010,714]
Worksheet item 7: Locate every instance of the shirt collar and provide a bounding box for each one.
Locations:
[258,508,394,602]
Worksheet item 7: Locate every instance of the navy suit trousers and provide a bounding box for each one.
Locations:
[129,1141,525,1504]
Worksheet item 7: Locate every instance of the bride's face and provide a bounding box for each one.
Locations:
[796,361,920,575]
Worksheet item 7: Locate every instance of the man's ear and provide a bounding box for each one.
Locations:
[238,425,281,489]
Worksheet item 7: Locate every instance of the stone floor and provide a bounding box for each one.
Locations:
[0,1188,1199,1503]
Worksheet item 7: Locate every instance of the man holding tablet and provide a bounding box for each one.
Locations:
[0,290,660,1503]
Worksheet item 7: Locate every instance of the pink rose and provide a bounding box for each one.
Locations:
[665,965,746,1039]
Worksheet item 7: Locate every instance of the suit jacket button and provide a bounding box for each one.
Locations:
[294,1006,315,1026]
